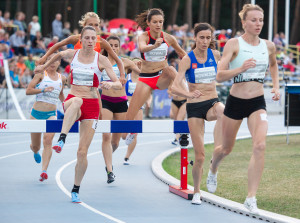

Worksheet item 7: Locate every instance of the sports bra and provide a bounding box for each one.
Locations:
[185,48,217,84]
[70,50,101,87]
[141,31,169,62]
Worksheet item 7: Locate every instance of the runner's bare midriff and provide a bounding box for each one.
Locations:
[32,101,57,112]
[141,60,168,73]
[187,82,218,103]
[70,85,98,99]
[102,86,126,97]
[230,82,264,99]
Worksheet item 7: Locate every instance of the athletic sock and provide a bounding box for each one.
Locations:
[72,184,80,193]
[58,133,67,143]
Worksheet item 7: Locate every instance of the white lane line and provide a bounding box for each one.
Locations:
[55,139,170,223]
[0,150,31,160]
[56,151,126,223]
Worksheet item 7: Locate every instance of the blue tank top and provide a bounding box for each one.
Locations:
[125,73,137,97]
[185,48,217,84]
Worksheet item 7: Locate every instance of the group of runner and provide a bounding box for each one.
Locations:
[26,3,280,214]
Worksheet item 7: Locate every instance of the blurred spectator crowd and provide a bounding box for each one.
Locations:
[0,9,299,90]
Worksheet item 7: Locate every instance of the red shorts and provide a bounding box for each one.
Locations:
[64,94,100,121]
[139,70,162,90]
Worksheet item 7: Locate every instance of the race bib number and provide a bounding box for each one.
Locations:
[194,67,216,83]
[242,60,268,80]
[72,68,94,86]
[128,82,136,94]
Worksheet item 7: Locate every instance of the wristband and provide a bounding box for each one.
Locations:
[41,88,45,93]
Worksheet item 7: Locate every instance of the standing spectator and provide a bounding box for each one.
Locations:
[279,32,286,47]
[52,13,63,39]
[9,30,27,56]
[120,37,130,55]
[117,24,126,45]
[30,31,46,55]
[20,68,32,88]
[13,12,25,32]
[273,33,282,47]
[225,29,232,39]
[2,11,11,26]
[28,15,41,43]
[217,29,227,52]
[62,21,71,39]
[128,23,138,40]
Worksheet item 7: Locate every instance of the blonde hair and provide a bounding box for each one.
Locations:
[239,4,264,21]
[78,12,100,27]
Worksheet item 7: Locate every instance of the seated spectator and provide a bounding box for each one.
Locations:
[20,68,32,88]
[0,32,13,59]
[9,30,27,56]
[0,67,6,88]
[276,48,285,67]
[28,15,41,43]
[30,31,46,55]
[24,54,35,75]
[10,67,21,88]
[283,52,296,72]
[226,29,232,39]
[121,37,130,56]
[16,56,26,75]
[47,36,59,49]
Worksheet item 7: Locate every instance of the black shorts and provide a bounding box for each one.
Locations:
[224,94,266,120]
[172,99,187,109]
[101,99,128,113]
[186,98,219,120]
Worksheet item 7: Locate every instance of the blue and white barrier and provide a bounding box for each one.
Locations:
[0,120,190,133]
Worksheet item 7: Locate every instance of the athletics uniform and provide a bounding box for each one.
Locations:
[101,63,128,113]
[65,49,101,121]
[74,35,101,52]
[224,37,268,120]
[32,71,62,119]
[185,48,219,120]
[139,31,169,90]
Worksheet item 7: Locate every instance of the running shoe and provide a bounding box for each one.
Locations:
[206,170,218,193]
[125,133,136,145]
[244,197,260,215]
[39,171,48,182]
[33,152,41,163]
[123,158,130,165]
[107,172,115,184]
[52,140,64,153]
[191,193,202,205]
[71,192,81,203]
[171,139,178,146]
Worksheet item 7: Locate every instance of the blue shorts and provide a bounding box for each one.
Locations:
[31,108,57,120]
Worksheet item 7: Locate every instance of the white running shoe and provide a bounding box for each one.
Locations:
[191,193,202,205]
[123,158,130,165]
[125,133,136,145]
[206,169,218,193]
[244,197,260,215]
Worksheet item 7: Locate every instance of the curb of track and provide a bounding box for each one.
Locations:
[151,131,300,223]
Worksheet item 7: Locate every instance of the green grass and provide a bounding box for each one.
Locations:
[163,134,300,219]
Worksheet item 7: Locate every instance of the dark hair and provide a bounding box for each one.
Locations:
[80,26,96,38]
[192,23,216,50]
[135,8,164,30]
[102,35,120,57]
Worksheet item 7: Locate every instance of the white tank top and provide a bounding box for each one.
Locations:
[36,71,62,105]
[230,37,269,84]
[70,50,102,87]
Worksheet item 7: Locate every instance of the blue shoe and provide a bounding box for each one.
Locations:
[52,140,64,153]
[71,192,81,203]
[33,152,41,163]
